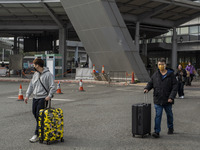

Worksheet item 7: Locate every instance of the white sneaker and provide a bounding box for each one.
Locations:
[29,135,39,143]
[180,96,184,99]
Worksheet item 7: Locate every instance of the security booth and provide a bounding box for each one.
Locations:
[46,54,63,79]
[35,54,46,66]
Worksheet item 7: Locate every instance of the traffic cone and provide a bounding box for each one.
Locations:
[17,84,24,101]
[102,65,105,74]
[79,79,84,92]
[56,81,63,94]
[93,64,96,73]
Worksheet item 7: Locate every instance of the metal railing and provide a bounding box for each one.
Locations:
[108,71,127,83]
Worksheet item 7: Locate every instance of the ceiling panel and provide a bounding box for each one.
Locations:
[129,0,150,6]
[144,2,162,8]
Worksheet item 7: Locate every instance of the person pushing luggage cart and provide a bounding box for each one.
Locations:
[24,58,57,143]
[144,58,178,138]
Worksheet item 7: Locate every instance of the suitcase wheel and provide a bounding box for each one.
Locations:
[61,138,64,142]
[132,134,135,137]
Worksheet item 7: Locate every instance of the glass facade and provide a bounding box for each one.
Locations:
[148,25,200,43]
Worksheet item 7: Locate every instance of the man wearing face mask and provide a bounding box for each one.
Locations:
[24,58,56,143]
[144,58,178,138]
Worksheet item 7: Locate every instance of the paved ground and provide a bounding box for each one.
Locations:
[0,81,200,150]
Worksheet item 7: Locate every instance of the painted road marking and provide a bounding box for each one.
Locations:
[116,88,133,92]
[8,97,75,102]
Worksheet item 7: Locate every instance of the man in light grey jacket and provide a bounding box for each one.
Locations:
[24,58,56,143]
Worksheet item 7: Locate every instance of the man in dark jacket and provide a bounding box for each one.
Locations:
[144,58,178,138]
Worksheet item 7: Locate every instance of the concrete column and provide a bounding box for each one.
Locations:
[172,27,177,70]
[2,48,4,61]
[60,0,150,81]
[135,22,140,52]
[144,39,147,57]
[75,46,79,63]
[13,36,18,54]
[59,28,66,77]
[53,40,56,53]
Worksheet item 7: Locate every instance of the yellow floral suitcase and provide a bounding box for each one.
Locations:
[38,107,64,145]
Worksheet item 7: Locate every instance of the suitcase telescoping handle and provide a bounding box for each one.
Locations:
[44,99,51,108]
[144,93,148,103]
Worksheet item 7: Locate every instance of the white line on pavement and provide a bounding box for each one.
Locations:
[8,97,75,102]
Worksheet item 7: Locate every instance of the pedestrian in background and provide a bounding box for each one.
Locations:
[176,64,186,99]
[24,58,56,143]
[185,62,196,86]
[144,58,178,138]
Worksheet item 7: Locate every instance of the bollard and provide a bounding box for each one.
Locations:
[131,72,135,84]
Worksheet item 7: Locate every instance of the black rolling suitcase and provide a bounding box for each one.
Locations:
[132,94,151,137]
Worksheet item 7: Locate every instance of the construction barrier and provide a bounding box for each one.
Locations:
[108,71,127,83]
[0,67,7,76]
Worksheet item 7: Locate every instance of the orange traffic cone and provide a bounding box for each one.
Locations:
[79,79,84,92]
[102,65,105,74]
[93,64,96,73]
[56,81,63,94]
[17,84,24,101]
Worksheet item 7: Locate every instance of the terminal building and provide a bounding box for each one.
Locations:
[0,0,200,81]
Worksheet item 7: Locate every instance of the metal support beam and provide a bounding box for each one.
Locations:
[172,27,177,70]
[152,0,200,10]
[138,4,171,21]
[0,0,61,4]
[41,2,64,28]
[122,13,174,27]
[59,28,66,77]
[175,11,200,27]
[0,25,59,30]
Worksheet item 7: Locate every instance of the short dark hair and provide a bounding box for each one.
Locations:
[33,58,44,67]
[158,58,166,63]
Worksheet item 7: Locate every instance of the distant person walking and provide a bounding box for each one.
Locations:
[24,58,56,143]
[144,58,178,138]
[176,64,186,99]
[185,62,196,86]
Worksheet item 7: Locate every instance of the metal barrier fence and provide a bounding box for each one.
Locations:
[108,71,127,83]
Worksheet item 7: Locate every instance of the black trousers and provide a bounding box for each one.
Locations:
[32,98,48,136]
[178,82,185,97]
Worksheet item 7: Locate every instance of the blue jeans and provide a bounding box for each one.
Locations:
[154,104,173,133]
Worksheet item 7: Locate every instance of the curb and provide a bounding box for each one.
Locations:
[0,78,135,86]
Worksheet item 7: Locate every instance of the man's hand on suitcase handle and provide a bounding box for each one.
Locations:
[45,96,51,101]
[144,89,148,93]
[168,99,173,103]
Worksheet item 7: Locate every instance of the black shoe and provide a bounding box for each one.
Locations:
[168,128,174,134]
[152,132,160,138]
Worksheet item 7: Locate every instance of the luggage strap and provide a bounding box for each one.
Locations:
[38,72,52,108]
